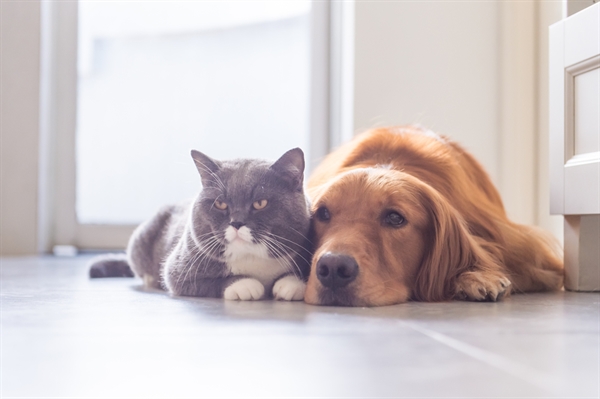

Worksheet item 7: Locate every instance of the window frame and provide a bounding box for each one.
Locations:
[42,0,350,250]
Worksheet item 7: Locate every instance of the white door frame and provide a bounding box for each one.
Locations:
[40,1,135,251]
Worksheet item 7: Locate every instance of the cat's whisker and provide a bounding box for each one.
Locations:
[174,238,204,290]
[175,232,226,289]
[188,229,222,254]
[184,237,212,289]
[192,237,223,292]
[198,236,222,261]
[179,235,221,291]
[277,244,304,278]
[175,244,189,287]
[190,229,220,248]
[259,236,302,277]
[258,237,296,276]
[257,235,285,260]
[288,226,314,245]
[201,236,224,270]
[264,231,312,256]
[259,235,300,275]
[263,232,312,266]
[192,230,221,240]
[192,237,223,291]
[178,239,209,291]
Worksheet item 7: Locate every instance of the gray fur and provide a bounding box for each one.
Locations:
[88,254,133,278]
[90,148,312,299]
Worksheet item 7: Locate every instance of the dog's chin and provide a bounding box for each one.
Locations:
[305,278,413,306]
[306,284,412,307]
[304,286,359,307]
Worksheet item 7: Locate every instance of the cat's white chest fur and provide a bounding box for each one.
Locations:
[223,226,289,287]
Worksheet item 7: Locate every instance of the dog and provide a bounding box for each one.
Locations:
[304,126,563,306]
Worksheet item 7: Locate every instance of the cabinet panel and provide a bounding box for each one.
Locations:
[574,67,600,155]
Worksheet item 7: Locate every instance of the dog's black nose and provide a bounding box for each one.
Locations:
[316,252,359,289]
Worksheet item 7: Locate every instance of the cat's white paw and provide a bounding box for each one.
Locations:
[224,278,265,301]
[272,275,306,301]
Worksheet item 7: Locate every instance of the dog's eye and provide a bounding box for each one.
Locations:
[384,211,405,227]
[316,206,331,222]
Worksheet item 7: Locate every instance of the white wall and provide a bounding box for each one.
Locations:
[497,2,537,226]
[1,2,41,255]
[537,1,565,242]
[350,1,561,233]
[353,1,500,183]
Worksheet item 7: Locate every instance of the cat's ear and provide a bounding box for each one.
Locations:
[270,148,305,190]
[191,150,222,186]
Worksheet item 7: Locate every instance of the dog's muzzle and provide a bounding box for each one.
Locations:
[316,252,359,289]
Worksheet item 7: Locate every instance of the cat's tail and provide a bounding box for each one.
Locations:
[89,254,135,278]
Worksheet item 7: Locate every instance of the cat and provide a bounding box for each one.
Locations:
[89,148,312,301]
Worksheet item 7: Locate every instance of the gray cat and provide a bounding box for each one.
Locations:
[89,148,312,301]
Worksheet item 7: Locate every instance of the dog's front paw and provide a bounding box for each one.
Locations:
[454,271,511,302]
[224,278,265,301]
[272,275,306,301]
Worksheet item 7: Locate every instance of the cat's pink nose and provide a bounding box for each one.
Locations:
[230,221,245,230]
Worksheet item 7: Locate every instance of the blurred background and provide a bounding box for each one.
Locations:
[1,0,577,254]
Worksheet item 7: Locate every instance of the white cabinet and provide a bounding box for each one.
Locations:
[550,2,600,291]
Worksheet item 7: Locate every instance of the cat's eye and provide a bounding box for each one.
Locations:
[253,199,268,210]
[316,206,331,222]
[214,200,228,210]
[383,211,406,228]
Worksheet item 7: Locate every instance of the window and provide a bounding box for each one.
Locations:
[47,1,331,249]
[77,2,311,225]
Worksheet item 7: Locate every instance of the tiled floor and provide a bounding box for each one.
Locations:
[1,256,599,398]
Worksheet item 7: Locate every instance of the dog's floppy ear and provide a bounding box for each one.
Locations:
[412,187,499,301]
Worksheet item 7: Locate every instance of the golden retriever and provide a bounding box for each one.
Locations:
[305,126,563,306]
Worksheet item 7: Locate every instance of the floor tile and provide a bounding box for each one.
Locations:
[1,256,598,398]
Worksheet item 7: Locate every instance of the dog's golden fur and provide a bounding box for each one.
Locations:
[305,126,563,306]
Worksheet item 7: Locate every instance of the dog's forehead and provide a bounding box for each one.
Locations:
[327,168,406,197]
[316,168,424,213]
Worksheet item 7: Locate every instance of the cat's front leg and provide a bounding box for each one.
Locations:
[166,272,262,299]
[163,245,251,298]
[272,275,306,301]
[223,278,265,301]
